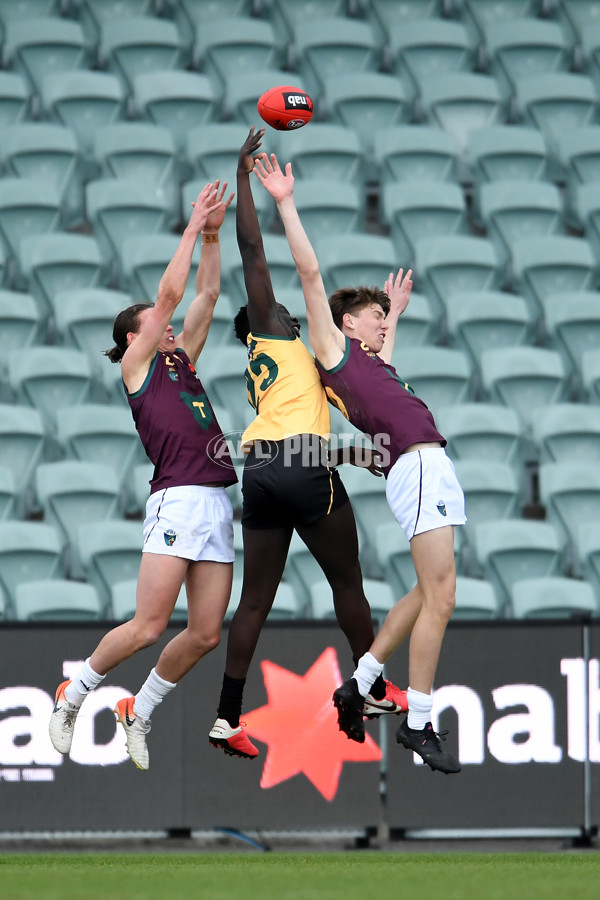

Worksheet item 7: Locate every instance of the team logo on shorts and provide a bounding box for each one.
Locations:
[164,529,177,546]
[437,500,447,517]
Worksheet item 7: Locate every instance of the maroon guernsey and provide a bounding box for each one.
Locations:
[316,337,445,477]
[127,348,236,493]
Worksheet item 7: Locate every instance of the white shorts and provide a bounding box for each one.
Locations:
[143,485,234,563]
[386,448,467,541]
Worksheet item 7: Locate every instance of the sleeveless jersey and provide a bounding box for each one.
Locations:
[241,332,330,446]
[127,347,236,493]
[316,337,445,477]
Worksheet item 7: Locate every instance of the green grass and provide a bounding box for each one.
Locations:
[1,853,599,900]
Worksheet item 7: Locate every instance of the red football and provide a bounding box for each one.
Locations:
[257,85,313,131]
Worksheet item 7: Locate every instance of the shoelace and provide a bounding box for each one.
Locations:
[426,727,449,749]
[62,707,78,730]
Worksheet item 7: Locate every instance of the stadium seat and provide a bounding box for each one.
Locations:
[582,348,600,404]
[119,232,199,298]
[446,290,532,370]
[109,577,189,621]
[13,579,103,622]
[195,18,280,95]
[476,180,563,265]
[131,462,153,514]
[310,576,395,624]
[93,124,178,203]
[374,520,415,596]
[3,17,88,97]
[185,122,263,183]
[479,346,567,431]
[465,126,548,183]
[98,17,185,93]
[35,461,121,559]
[483,19,570,101]
[374,125,459,186]
[133,71,215,151]
[435,402,523,465]
[0,466,15,521]
[0,290,40,365]
[539,461,600,547]
[515,74,600,160]
[579,22,600,92]
[19,233,106,320]
[278,124,363,186]
[383,180,467,262]
[572,181,600,256]
[8,346,92,432]
[224,70,308,127]
[269,582,302,620]
[389,290,436,349]
[204,346,254,432]
[40,71,126,158]
[459,0,544,41]
[323,72,410,156]
[0,0,61,26]
[55,404,140,490]
[0,72,29,128]
[290,179,363,245]
[418,73,504,153]
[389,18,474,103]
[363,0,446,48]
[292,18,379,103]
[85,178,175,266]
[541,292,600,388]
[556,127,600,188]
[0,124,82,228]
[531,403,600,465]
[315,233,397,297]
[510,235,597,320]
[510,576,598,619]
[262,0,347,45]
[389,346,473,415]
[0,519,63,607]
[415,235,501,317]
[223,233,299,298]
[181,176,273,242]
[575,519,600,598]
[282,531,325,615]
[337,462,397,576]
[472,518,564,612]
[454,459,520,529]
[54,287,132,376]
[0,403,44,513]
[0,178,61,264]
[453,575,501,620]
[75,0,155,43]
[77,520,142,610]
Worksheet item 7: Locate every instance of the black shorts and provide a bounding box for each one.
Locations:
[241,435,349,530]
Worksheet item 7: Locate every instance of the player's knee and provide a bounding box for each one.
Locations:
[135,619,168,648]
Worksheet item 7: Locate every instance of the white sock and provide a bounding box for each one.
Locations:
[133,668,176,721]
[65,658,105,707]
[352,652,384,698]
[407,686,433,730]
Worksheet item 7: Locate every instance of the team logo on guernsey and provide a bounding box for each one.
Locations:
[164,529,177,546]
[437,500,447,517]
[169,370,180,381]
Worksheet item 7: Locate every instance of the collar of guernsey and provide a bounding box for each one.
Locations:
[241,331,331,448]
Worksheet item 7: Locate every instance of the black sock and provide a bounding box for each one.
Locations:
[217,673,246,728]
[369,674,386,701]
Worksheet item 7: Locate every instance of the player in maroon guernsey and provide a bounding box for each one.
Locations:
[255,152,465,775]
[50,181,237,771]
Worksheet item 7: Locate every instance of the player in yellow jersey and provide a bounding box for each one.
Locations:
[208,128,406,758]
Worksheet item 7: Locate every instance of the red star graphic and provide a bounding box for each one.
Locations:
[243,647,382,801]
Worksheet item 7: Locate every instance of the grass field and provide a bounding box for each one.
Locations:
[1,852,599,900]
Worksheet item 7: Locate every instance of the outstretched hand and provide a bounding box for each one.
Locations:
[385,268,413,318]
[238,126,265,174]
[188,181,229,235]
[253,152,294,203]
[201,179,234,232]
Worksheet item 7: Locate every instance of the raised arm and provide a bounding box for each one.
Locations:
[377,267,413,365]
[253,151,345,368]
[176,180,234,365]
[237,127,289,337]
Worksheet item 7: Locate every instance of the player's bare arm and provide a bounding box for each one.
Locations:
[253,151,345,368]
[377,267,413,365]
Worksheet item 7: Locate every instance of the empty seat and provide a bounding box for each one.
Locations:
[55,404,140,489]
[582,347,600,403]
[374,520,415,596]
[541,291,600,385]
[54,287,132,375]
[4,17,88,96]
[195,18,280,95]
[181,176,272,242]
[415,235,501,317]
[382,180,467,262]
[262,0,347,45]
[40,71,125,158]
[204,346,254,431]
[390,346,473,415]
[531,403,600,464]
[435,402,523,465]
[572,181,600,256]
[77,520,142,610]
[99,17,185,93]
[446,290,531,369]
[418,73,504,153]
[310,576,395,623]
[283,530,326,614]
[75,0,155,43]
[472,518,564,612]
[280,124,363,185]
[133,71,215,151]
[575,519,600,598]
[374,125,459,186]
[93,123,178,198]
[109,577,188,621]
[515,74,599,157]
[0,72,29,127]
[459,0,542,44]
[539,461,600,546]
[9,346,92,432]
[453,575,501,620]
[323,72,410,155]
[477,180,563,264]
[364,0,446,48]
[0,178,61,263]
[0,290,40,365]
[0,466,15,520]
[556,127,600,186]
[290,179,363,245]
[483,19,570,101]
[315,233,397,297]
[389,18,474,103]
[389,290,436,349]
[510,576,598,619]
[119,232,199,298]
[0,520,63,606]
[19,233,105,319]
[454,459,520,529]
[14,579,103,621]
[510,235,597,319]
[338,462,398,575]
[466,126,548,183]
[185,122,266,183]
[223,233,299,298]
[0,403,44,511]
[292,18,379,102]
[480,346,567,431]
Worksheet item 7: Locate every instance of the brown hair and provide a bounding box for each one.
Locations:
[104,303,154,363]
[328,286,390,330]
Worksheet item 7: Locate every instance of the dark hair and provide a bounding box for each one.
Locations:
[328,286,390,330]
[233,305,250,346]
[104,303,154,363]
